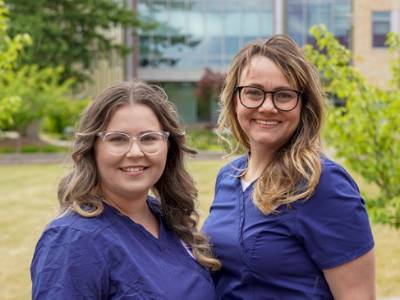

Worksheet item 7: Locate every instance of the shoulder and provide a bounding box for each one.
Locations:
[216,155,247,181]
[31,212,111,299]
[46,208,114,236]
[35,207,122,256]
[294,157,374,268]
[317,157,360,195]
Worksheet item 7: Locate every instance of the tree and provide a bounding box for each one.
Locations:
[304,25,400,227]
[6,0,148,83]
[0,0,87,146]
[0,65,79,138]
[196,68,224,123]
[0,0,30,127]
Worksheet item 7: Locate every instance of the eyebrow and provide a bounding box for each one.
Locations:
[105,130,162,135]
[242,83,293,90]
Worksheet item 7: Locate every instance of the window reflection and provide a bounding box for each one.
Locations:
[138,0,274,69]
[286,0,351,48]
[138,0,352,69]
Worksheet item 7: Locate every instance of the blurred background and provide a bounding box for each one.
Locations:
[0,0,399,299]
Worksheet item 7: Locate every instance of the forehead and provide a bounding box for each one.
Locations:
[239,56,290,87]
[239,55,299,89]
[105,103,162,132]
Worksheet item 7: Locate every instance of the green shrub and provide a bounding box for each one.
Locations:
[186,128,222,151]
[305,25,400,227]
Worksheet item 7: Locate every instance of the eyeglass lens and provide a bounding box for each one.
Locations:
[239,87,299,111]
[103,132,166,155]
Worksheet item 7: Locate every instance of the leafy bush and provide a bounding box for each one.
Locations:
[41,96,89,138]
[0,144,66,153]
[0,0,31,127]
[0,65,77,134]
[0,1,81,139]
[305,25,400,227]
[185,128,222,151]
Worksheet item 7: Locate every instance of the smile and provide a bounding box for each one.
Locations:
[120,166,147,172]
[254,119,281,126]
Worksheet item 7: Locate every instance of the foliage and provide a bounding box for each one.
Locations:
[195,68,225,122]
[0,143,66,153]
[386,32,400,89]
[0,65,83,136]
[185,128,223,151]
[6,0,149,83]
[304,25,400,227]
[0,1,86,138]
[0,0,31,127]
[41,93,89,138]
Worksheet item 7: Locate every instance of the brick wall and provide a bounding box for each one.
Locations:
[353,0,399,88]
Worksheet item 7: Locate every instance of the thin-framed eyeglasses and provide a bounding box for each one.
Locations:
[97,131,170,155]
[235,86,302,111]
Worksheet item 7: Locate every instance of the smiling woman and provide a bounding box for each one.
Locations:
[30,81,220,299]
[203,35,375,300]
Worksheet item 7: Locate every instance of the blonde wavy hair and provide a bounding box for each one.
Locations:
[58,80,220,270]
[218,35,325,214]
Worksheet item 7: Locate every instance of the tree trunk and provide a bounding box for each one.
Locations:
[24,120,41,141]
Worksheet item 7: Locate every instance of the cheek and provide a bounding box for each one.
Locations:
[291,107,302,129]
[235,105,250,130]
[95,145,116,177]
[154,147,168,172]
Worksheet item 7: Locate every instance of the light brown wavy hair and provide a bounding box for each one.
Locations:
[218,35,325,214]
[58,80,220,270]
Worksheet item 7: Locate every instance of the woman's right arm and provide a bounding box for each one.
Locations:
[31,226,108,300]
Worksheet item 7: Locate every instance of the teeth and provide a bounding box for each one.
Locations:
[122,167,145,172]
[255,120,279,125]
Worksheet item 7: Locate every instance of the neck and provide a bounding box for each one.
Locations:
[100,189,158,230]
[100,189,160,238]
[103,193,149,220]
[244,145,275,182]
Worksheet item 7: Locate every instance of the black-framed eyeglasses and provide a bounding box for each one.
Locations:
[97,131,169,155]
[235,86,302,111]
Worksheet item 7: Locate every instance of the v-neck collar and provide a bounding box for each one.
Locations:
[103,197,165,242]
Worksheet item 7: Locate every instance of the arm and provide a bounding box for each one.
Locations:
[295,160,375,299]
[323,249,375,300]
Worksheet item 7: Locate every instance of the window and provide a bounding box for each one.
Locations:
[372,11,391,48]
[286,0,352,48]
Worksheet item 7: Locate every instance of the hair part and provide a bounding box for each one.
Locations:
[218,34,325,213]
[58,80,220,270]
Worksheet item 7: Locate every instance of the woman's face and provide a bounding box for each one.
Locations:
[235,55,301,154]
[95,103,168,203]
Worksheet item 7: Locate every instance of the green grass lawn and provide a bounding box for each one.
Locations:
[0,160,399,299]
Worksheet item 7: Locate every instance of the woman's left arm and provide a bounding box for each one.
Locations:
[323,249,375,300]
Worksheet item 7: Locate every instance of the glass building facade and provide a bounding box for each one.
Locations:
[135,0,352,123]
[286,0,352,47]
[138,0,274,70]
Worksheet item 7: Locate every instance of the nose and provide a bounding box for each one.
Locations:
[126,139,144,157]
[259,93,277,112]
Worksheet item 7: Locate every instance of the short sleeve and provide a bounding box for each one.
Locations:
[214,168,225,195]
[294,161,374,270]
[31,226,109,300]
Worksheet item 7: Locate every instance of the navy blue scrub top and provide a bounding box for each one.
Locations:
[203,156,374,299]
[31,198,216,300]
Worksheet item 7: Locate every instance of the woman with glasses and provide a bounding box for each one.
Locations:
[31,81,220,299]
[203,35,375,299]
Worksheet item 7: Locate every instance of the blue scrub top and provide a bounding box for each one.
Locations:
[203,155,374,299]
[31,198,216,300]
